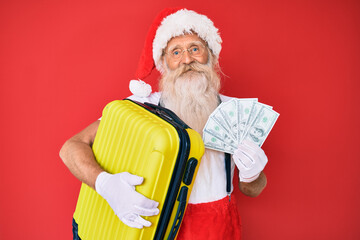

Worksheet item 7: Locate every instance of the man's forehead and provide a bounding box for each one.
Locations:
[165,33,207,49]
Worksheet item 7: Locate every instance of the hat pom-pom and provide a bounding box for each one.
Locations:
[129,79,152,98]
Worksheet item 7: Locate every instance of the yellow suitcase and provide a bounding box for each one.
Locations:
[73,99,205,239]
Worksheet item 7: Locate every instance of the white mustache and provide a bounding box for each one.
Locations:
[171,62,209,80]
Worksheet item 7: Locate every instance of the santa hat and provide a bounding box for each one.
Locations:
[129,8,222,98]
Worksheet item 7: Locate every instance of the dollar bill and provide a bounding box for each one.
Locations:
[203,98,279,153]
[237,98,258,141]
[203,116,237,142]
[203,131,236,154]
[242,107,279,146]
[216,99,239,141]
[240,102,273,143]
[210,108,235,139]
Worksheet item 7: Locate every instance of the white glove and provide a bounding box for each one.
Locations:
[233,140,268,183]
[95,171,159,229]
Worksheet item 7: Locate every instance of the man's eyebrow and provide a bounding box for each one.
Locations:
[167,41,205,52]
[167,44,182,52]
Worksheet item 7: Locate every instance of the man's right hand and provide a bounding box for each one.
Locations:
[95,171,160,229]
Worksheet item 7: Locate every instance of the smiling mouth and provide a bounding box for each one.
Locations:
[180,68,193,76]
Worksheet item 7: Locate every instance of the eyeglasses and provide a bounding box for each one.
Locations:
[164,42,206,61]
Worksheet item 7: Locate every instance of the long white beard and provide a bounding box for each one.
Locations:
[159,61,221,134]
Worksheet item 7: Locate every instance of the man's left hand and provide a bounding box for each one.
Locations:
[233,140,268,182]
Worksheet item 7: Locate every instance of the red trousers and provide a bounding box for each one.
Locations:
[177,195,242,240]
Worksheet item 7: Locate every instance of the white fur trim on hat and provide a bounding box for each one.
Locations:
[153,9,222,73]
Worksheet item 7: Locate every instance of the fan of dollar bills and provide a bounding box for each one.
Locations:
[203,98,279,154]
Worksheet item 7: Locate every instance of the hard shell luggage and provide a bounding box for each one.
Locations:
[73,99,205,239]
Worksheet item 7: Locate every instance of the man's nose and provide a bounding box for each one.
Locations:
[180,50,194,65]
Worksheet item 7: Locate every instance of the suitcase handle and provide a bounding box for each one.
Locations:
[143,102,190,129]
[167,186,188,240]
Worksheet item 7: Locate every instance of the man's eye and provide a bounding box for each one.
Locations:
[173,50,180,56]
[190,46,200,53]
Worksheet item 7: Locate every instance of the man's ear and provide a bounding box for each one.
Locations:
[161,57,169,74]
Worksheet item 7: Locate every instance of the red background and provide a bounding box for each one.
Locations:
[1,0,359,239]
